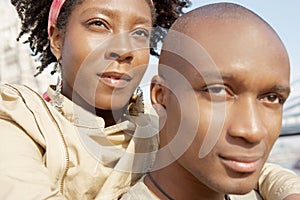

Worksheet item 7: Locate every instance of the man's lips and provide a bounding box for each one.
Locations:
[97,72,132,89]
[219,155,262,173]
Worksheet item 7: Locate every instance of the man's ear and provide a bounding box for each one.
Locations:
[49,25,63,60]
[150,75,166,105]
[151,75,168,129]
[150,76,169,117]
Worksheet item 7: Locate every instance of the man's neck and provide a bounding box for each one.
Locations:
[145,161,225,200]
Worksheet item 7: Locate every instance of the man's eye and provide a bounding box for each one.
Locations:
[261,94,284,104]
[201,85,233,102]
[206,87,226,94]
[203,85,228,96]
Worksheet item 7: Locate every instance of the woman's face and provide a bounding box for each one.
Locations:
[58,0,152,111]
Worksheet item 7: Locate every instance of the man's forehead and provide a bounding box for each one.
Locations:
[161,18,288,72]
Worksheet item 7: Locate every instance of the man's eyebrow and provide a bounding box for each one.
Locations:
[193,71,233,82]
[270,84,291,95]
[193,71,290,93]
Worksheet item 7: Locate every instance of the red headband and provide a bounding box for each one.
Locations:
[47,0,154,37]
[48,0,66,37]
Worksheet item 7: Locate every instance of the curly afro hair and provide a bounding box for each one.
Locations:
[11,0,191,75]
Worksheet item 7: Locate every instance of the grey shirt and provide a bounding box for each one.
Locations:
[121,176,262,200]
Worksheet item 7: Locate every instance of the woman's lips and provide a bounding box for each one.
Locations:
[98,72,132,89]
[220,155,261,173]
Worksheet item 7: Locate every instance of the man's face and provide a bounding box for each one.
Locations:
[158,19,290,195]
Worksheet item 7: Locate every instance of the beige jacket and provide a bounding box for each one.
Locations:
[0,84,158,199]
[121,165,300,200]
[0,84,300,200]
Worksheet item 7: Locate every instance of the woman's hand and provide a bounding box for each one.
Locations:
[283,194,300,200]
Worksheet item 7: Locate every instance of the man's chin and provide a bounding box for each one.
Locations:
[220,178,258,195]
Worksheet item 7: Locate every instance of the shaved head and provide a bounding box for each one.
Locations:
[171,3,275,35]
[158,2,289,83]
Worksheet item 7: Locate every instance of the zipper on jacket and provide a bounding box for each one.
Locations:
[17,85,70,195]
[40,95,70,194]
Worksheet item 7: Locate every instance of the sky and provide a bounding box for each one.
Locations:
[188,0,300,82]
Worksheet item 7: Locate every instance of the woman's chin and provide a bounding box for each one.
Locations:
[94,101,127,112]
[95,94,132,110]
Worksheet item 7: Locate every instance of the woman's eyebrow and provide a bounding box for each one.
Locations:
[81,7,152,25]
[81,7,115,18]
[134,17,152,25]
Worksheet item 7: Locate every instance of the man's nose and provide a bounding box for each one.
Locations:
[228,97,268,144]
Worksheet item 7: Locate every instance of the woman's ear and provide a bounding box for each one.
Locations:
[49,25,63,60]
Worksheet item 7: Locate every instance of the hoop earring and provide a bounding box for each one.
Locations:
[127,86,144,116]
[51,61,64,113]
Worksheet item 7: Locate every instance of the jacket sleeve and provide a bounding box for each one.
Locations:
[258,163,300,200]
[0,118,65,200]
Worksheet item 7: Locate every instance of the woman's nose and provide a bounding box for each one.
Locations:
[104,33,134,64]
[106,51,133,63]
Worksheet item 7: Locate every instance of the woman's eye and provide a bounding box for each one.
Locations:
[132,29,150,38]
[87,19,108,30]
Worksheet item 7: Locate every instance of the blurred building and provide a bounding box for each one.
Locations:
[0,0,53,93]
[268,79,300,175]
[281,79,300,135]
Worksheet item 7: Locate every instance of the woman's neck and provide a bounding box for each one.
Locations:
[95,107,125,127]
[62,89,126,127]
